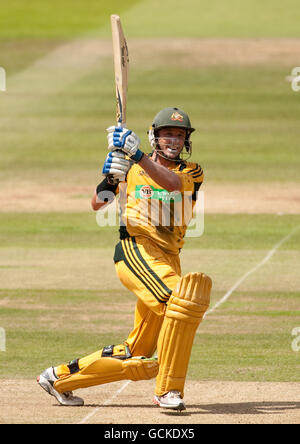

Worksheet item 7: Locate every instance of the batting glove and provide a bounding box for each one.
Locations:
[102,151,131,182]
[107,126,144,163]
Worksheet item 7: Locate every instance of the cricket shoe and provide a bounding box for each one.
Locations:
[153,391,186,411]
[37,367,84,406]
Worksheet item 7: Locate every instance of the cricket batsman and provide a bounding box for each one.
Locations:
[37,106,212,411]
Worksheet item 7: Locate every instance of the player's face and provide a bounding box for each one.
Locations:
[157,127,186,160]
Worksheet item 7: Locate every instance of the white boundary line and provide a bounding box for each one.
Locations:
[205,223,300,317]
[78,380,131,424]
[77,223,300,423]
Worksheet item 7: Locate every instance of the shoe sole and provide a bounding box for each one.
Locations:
[153,396,186,411]
[37,375,84,406]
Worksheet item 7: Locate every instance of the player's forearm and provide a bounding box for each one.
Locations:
[138,155,182,192]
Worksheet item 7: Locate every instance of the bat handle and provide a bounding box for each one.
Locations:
[106,122,126,184]
[116,121,125,151]
[115,121,125,153]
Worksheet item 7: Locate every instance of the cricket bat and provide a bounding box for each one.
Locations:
[110,14,129,127]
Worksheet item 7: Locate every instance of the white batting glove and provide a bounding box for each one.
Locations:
[102,151,131,182]
[107,126,144,163]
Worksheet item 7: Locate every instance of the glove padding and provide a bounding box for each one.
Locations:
[102,151,131,182]
[107,126,144,163]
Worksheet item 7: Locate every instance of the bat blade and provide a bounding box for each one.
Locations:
[111,14,129,127]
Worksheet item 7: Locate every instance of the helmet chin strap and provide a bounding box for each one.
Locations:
[153,143,192,162]
[154,147,181,162]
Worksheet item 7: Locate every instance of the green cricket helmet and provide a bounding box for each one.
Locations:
[148,107,195,160]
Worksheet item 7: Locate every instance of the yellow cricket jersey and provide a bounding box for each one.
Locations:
[117,159,204,254]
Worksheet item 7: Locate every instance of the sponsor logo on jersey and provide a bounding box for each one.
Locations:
[135,185,182,202]
[139,185,154,199]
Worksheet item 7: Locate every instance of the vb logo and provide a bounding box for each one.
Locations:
[0,67,6,91]
[291,327,300,352]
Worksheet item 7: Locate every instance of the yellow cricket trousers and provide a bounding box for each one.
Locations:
[115,235,181,357]
[53,235,182,393]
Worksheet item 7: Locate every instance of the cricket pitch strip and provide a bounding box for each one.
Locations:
[1,379,300,424]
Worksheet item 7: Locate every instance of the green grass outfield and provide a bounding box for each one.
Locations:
[1,0,300,38]
[1,65,299,184]
[1,2,300,184]
[0,0,300,387]
[0,213,300,250]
